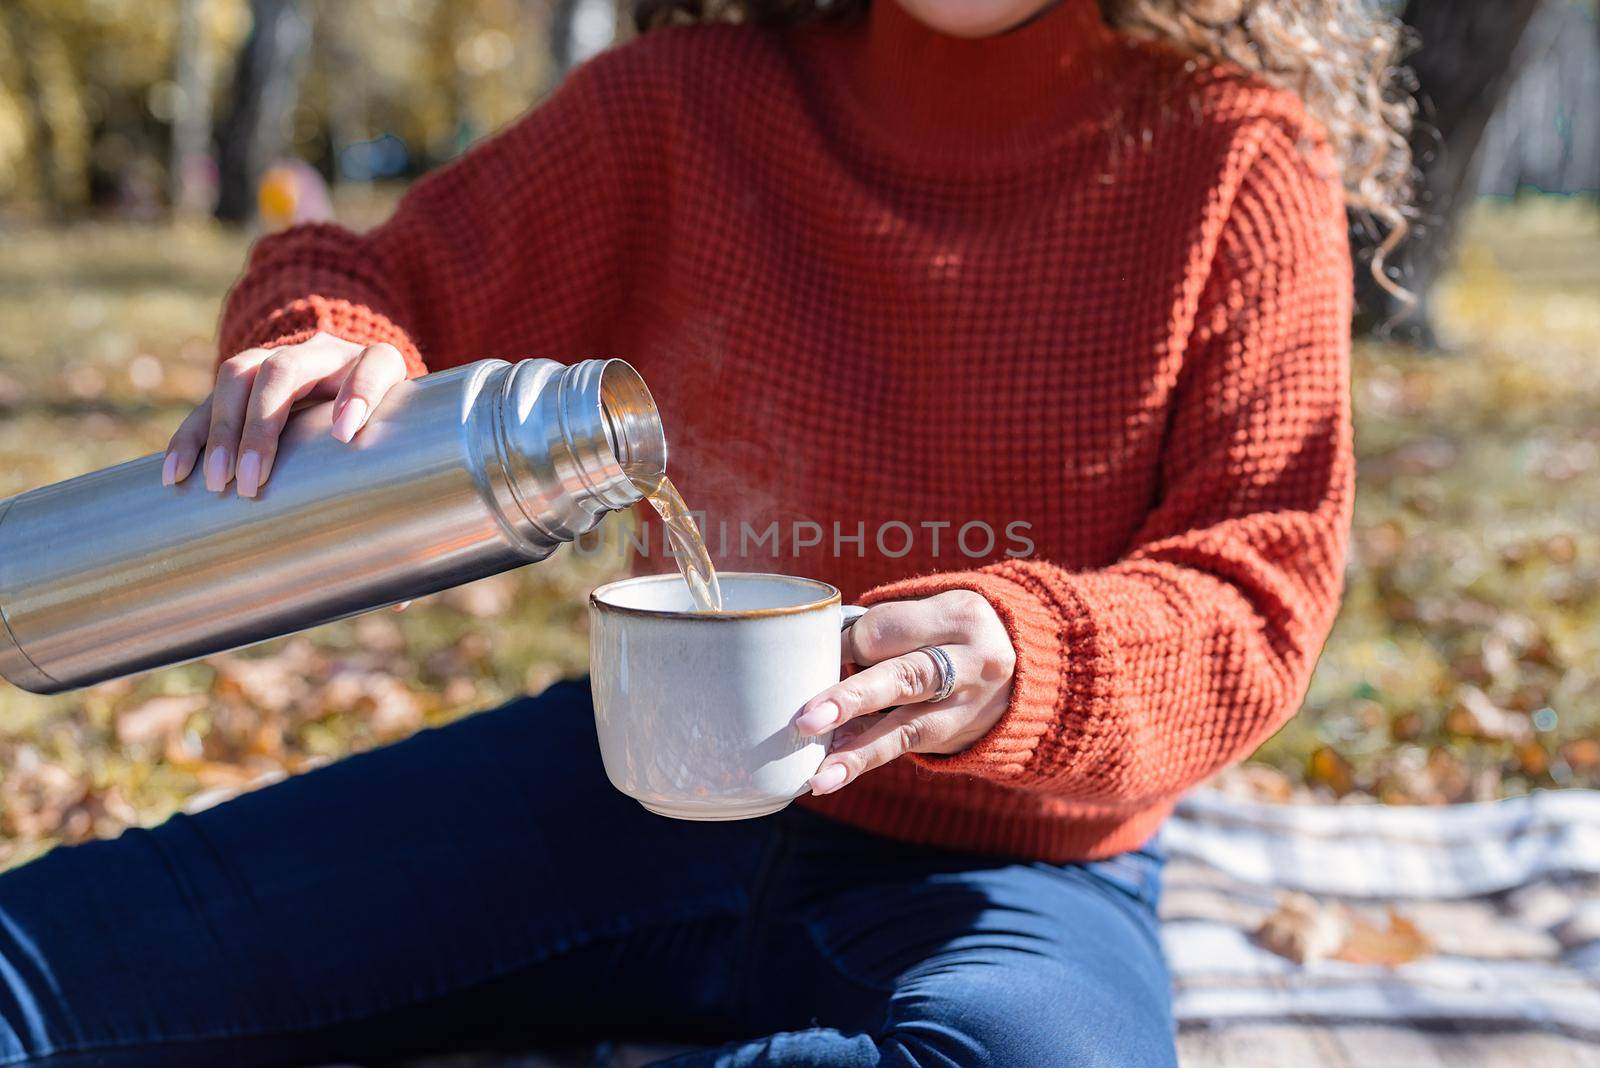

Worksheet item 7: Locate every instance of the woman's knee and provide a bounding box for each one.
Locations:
[881,964,1176,1068]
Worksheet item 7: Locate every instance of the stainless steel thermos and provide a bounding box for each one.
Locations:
[0,358,666,694]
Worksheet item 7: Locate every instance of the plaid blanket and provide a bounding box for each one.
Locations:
[1163,788,1600,1066]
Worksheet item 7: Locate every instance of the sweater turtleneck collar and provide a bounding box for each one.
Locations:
[796,0,1117,156]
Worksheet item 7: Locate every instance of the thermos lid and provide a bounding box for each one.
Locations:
[493,358,669,543]
[595,359,667,487]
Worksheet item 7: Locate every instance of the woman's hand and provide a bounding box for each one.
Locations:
[162,332,409,498]
[794,589,1016,796]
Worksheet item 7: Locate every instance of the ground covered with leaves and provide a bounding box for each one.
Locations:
[1,200,1596,869]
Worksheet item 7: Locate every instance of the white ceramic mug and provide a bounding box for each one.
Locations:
[588,571,864,820]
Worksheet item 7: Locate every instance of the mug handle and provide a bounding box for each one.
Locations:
[841,604,866,665]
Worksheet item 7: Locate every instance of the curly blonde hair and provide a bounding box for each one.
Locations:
[636,0,1417,294]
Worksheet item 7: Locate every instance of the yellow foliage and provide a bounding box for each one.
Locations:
[0,0,561,214]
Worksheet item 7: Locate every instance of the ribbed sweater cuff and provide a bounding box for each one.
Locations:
[858,565,1099,784]
[221,295,428,378]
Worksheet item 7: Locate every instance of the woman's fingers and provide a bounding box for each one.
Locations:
[809,703,959,795]
[235,346,351,497]
[801,592,984,735]
[330,343,408,443]
[840,597,962,666]
[163,333,395,498]
[795,644,963,737]
[202,348,274,491]
[801,590,1017,795]
[162,395,214,485]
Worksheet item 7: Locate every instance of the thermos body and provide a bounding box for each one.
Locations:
[0,357,665,695]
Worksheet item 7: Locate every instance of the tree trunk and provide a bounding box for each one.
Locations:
[214,0,312,224]
[3,5,92,217]
[1356,0,1546,344]
[1475,1,1600,197]
[1,3,59,217]
[550,0,619,78]
[171,0,217,217]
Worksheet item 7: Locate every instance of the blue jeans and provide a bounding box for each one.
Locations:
[0,680,1175,1067]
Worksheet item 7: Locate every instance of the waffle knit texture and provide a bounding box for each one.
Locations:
[218,0,1354,861]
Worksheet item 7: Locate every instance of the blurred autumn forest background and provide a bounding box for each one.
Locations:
[0,0,1598,870]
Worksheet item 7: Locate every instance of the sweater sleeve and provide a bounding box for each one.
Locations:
[860,131,1354,807]
[217,59,631,376]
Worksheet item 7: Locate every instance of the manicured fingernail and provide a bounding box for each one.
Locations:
[161,452,179,486]
[332,398,367,443]
[204,446,230,492]
[809,763,848,795]
[236,450,261,498]
[795,701,839,736]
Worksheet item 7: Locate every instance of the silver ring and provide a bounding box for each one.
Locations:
[920,645,957,703]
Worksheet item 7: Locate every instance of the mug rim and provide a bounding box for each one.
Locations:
[589,571,841,621]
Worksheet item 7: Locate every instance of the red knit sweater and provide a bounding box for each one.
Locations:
[220,0,1354,861]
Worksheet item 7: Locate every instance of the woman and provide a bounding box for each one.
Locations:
[0,0,1410,1064]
